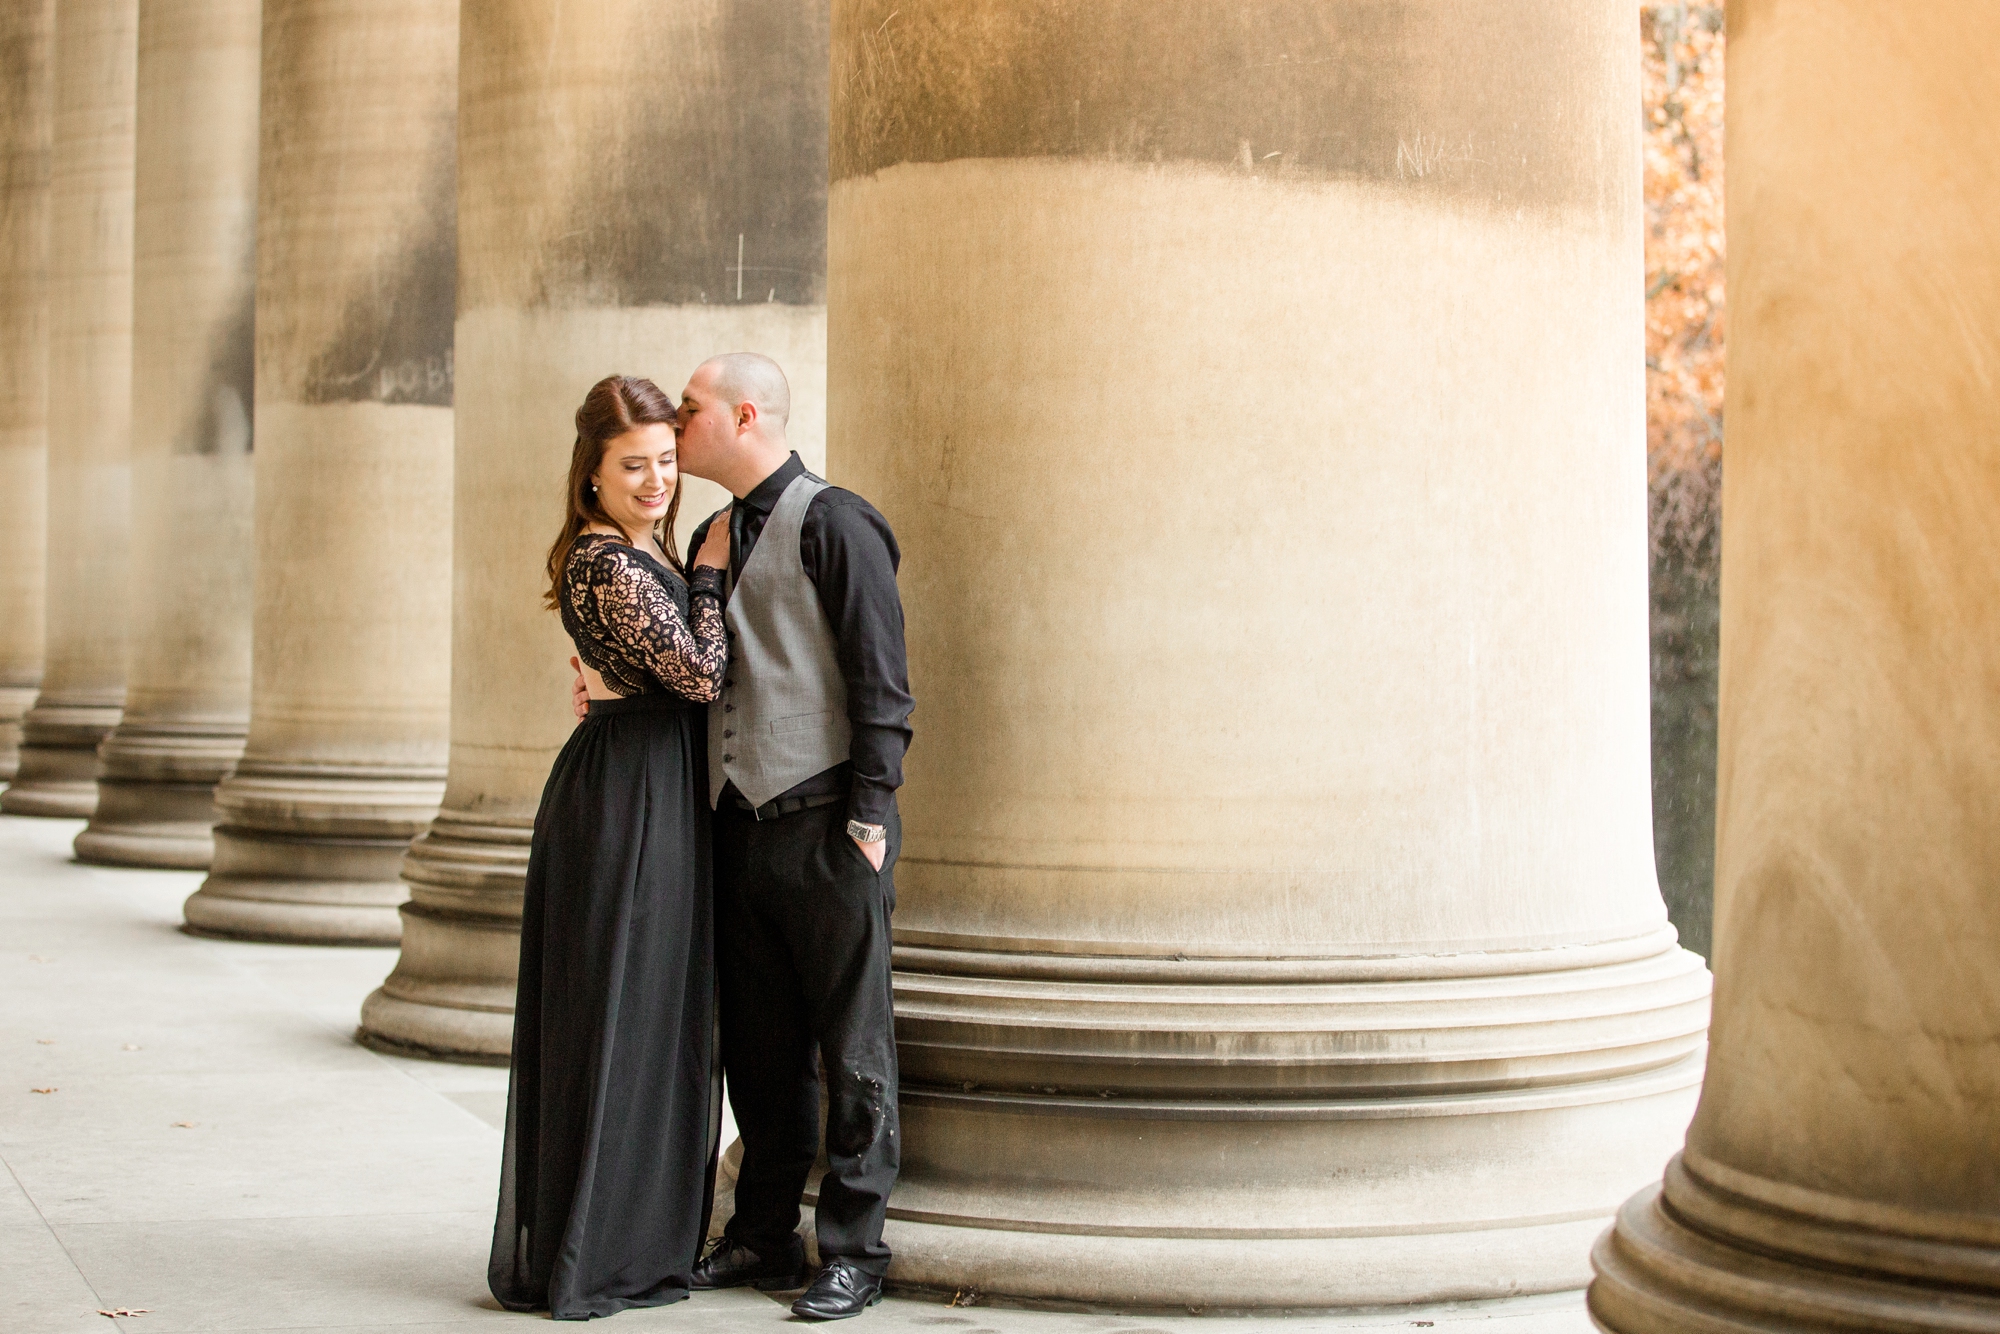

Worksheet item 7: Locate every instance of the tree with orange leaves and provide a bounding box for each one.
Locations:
[1644,3,1724,958]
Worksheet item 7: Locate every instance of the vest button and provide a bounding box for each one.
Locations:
[723,754,735,763]
[723,730,733,739]
[723,705,734,713]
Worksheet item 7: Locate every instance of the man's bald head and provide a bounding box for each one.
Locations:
[697,352,791,433]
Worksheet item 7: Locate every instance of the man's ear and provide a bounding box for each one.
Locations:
[736,399,758,435]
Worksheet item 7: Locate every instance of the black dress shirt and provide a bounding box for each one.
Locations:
[689,452,914,825]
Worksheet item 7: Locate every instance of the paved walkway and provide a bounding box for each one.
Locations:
[1,813,1591,1332]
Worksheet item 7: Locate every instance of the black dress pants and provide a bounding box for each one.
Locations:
[715,799,900,1276]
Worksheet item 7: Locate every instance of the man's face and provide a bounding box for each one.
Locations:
[675,365,734,481]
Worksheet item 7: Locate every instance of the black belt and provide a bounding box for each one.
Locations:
[730,790,842,821]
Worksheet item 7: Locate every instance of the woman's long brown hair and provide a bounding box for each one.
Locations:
[543,375,685,611]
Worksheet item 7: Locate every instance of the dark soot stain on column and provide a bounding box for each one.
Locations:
[180,281,254,454]
[583,0,828,307]
[1,20,51,156]
[300,175,456,408]
[832,0,1618,214]
[616,0,828,306]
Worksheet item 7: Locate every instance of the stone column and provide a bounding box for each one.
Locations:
[73,0,258,868]
[360,0,827,1059]
[829,0,1709,1307]
[2,0,136,819]
[0,0,54,786]
[1590,7,2000,1331]
[182,0,456,944]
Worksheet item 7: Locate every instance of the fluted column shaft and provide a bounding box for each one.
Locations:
[3,0,137,819]
[830,0,1707,1307]
[0,0,55,785]
[1591,6,2000,1331]
[360,0,828,1060]
[184,0,456,944]
[74,0,259,869]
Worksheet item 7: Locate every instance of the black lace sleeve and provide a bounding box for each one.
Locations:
[565,538,728,702]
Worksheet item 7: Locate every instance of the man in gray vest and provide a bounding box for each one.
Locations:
[674,353,913,1320]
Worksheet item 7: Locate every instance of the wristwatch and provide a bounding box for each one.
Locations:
[846,819,887,844]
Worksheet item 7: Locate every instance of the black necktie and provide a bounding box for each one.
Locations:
[729,504,751,586]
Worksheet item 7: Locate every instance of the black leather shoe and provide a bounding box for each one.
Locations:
[790,1259,885,1320]
[690,1235,809,1291]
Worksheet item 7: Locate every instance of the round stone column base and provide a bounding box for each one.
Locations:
[187,828,412,944]
[1590,1156,2000,1333]
[882,933,1708,1308]
[2,698,122,817]
[0,771,99,818]
[74,780,222,868]
[356,903,518,1062]
[356,811,528,1062]
[0,682,37,781]
[881,1057,1703,1309]
[885,1215,1611,1311]
[182,879,404,945]
[355,990,512,1064]
[183,764,443,944]
[73,720,245,867]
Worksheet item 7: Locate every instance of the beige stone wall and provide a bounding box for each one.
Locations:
[0,0,54,781]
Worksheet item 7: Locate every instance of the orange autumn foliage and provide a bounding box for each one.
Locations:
[1643,4,1725,564]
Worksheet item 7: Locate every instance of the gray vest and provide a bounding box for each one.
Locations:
[708,474,853,809]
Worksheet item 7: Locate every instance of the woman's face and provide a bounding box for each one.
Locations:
[591,422,678,538]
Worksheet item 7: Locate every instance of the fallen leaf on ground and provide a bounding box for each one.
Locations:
[31,1087,56,1094]
[122,1044,141,1051]
[97,1309,151,1318]
[37,1038,54,1045]
[171,1121,195,1128]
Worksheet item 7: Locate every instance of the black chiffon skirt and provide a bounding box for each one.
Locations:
[490,693,721,1320]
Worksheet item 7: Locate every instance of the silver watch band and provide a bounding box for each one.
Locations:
[846,819,887,844]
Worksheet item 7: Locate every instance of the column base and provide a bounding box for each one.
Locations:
[885,1215,1615,1311]
[184,763,442,945]
[884,1060,1702,1308]
[73,784,220,867]
[0,695,123,818]
[182,870,406,944]
[883,930,1711,1308]
[0,681,36,782]
[353,997,511,1065]
[356,904,516,1062]
[73,719,245,868]
[1589,1154,2000,1333]
[356,809,528,1062]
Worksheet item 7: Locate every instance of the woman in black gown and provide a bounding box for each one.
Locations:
[491,374,732,1319]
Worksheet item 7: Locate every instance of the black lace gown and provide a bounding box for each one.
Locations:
[491,534,730,1320]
